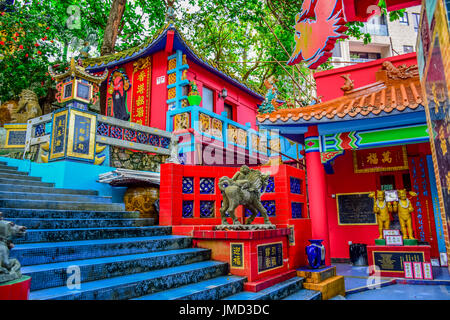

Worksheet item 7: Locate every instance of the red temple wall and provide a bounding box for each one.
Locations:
[325,142,439,259]
[314,53,418,102]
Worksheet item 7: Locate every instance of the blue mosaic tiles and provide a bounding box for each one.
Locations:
[261,176,275,193]
[244,200,276,217]
[200,178,215,194]
[182,200,194,218]
[182,177,194,194]
[291,202,303,219]
[200,201,215,218]
[290,177,302,194]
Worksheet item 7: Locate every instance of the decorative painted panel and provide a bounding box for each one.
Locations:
[228,125,238,144]
[174,113,190,131]
[211,118,223,139]
[67,109,97,161]
[4,124,27,149]
[49,109,69,160]
[199,113,211,134]
[237,129,247,147]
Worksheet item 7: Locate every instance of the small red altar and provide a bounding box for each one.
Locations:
[0,276,31,300]
[193,228,297,292]
[368,245,431,278]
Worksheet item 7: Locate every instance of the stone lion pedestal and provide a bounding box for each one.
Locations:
[193,227,297,292]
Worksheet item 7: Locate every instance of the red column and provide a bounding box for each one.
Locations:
[304,125,331,265]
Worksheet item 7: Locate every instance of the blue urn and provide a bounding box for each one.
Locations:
[306,239,326,269]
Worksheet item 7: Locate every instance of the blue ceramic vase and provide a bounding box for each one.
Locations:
[306,239,326,269]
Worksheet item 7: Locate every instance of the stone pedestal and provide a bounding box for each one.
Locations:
[368,245,431,277]
[193,228,293,292]
[0,275,31,300]
[296,266,344,300]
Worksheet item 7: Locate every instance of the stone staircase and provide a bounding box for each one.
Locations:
[0,160,319,300]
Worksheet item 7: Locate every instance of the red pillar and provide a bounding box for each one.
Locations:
[304,126,331,265]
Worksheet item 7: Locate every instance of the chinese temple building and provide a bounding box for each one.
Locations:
[83,24,301,166]
[258,53,448,266]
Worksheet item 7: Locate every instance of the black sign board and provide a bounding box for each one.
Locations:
[336,193,376,225]
[257,242,283,273]
[372,251,425,272]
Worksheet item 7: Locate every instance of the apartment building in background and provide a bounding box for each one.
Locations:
[331,5,421,67]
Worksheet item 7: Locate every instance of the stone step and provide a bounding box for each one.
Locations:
[0,177,54,187]
[0,173,42,181]
[223,277,304,300]
[11,235,191,266]
[8,218,154,230]
[0,164,18,171]
[133,275,246,300]
[1,208,137,219]
[0,199,125,211]
[29,260,229,300]
[0,184,98,196]
[24,248,211,291]
[0,191,112,203]
[282,289,322,300]
[0,169,28,175]
[14,226,172,244]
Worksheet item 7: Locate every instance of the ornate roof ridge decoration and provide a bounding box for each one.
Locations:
[82,23,264,99]
[257,63,423,124]
[49,58,108,84]
[380,61,419,80]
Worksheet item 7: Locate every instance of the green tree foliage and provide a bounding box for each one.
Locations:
[0,0,402,106]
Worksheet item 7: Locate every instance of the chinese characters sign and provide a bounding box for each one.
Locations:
[67,110,96,160]
[131,57,151,126]
[230,243,244,269]
[50,110,69,160]
[353,146,408,173]
[373,251,424,273]
[257,242,283,273]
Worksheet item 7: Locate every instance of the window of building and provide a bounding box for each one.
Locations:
[202,86,214,112]
[412,13,421,31]
[399,12,409,25]
[224,102,234,121]
[350,51,381,61]
[380,175,396,191]
[403,45,414,53]
[331,43,342,57]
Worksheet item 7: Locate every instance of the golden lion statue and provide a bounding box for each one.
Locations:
[10,89,42,123]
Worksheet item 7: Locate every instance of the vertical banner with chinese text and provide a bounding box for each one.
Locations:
[131,57,152,126]
[409,156,439,257]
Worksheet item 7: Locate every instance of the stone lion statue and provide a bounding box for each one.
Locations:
[0,214,27,284]
[10,89,42,124]
[218,166,272,226]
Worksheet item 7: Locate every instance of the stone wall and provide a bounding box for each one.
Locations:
[110,146,167,172]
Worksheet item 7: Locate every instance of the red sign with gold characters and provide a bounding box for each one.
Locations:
[353,146,409,173]
[131,57,152,126]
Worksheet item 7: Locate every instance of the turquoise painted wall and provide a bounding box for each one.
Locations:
[0,157,127,203]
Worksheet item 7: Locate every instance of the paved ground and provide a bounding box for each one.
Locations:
[334,263,450,300]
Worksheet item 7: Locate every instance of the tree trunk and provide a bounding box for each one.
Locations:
[100,0,127,115]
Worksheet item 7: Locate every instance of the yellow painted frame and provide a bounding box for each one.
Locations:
[353,146,409,173]
[371,250,425,273]
[229,242,245,270]
[256,241,284,274]
[336,192,378,226]
[4,124,27,149]
[49,109,69,160]
[66,109,97,160]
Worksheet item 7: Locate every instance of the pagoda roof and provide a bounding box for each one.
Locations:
[48,58,108,84]
[257,62,424,126]
[83,24,264,101]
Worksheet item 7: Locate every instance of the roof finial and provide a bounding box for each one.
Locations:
[166,0,176,23]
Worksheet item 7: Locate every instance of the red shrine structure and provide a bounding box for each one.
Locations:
[258,53,448,275]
